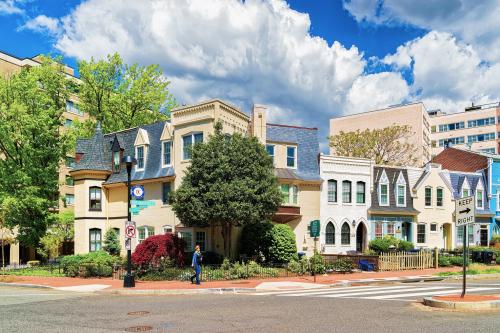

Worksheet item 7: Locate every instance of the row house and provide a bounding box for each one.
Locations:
[70,100,321,257]
[319,156,373,253]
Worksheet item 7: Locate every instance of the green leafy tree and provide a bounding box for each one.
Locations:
[172,122,282,258]
[0,57,72,247]
[76,53,176,136]
[103,228,121,256]
[240,222,296,263]
[267,224,297,263]
[38,210,75,260]
[328,124,418,166]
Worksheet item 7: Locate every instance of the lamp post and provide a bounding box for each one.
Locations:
[122,155,136,288]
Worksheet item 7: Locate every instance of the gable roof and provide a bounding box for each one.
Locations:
[432,147,488,172]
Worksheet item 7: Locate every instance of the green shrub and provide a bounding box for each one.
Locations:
[398,240,414,251]
[368,236,414,253]
[27,260,40,267]
[103,229,121,256]
[328,259,354,272]
[438,255,452,267]
[490,235,500,245]
[449,256,468,267]
[288,257,308,275]
[240,222,274,260]
[267,224,297,263]
[309,251,325,274]
[60,251,121,277]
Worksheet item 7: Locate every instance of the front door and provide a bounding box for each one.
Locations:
[0,244,10,267]
[480,228,488,246]
[356,224,365,252]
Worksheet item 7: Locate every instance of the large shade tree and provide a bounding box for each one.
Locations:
[328,124,418,166]
[0,57,72,247]
[172,123,282,258]
[75,53,176,136]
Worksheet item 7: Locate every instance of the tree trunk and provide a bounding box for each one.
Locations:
[221,223,232,259]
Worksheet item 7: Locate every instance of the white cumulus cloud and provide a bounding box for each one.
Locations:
[0,0,25,15]
[20,15,61,34]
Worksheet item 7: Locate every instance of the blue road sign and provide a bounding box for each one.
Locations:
[131,185,145,200]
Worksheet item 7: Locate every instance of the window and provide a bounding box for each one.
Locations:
[65,156,75,168]
[89,187,102,211]
[438,122,464,132]
[462,188,470,197]
[162,141,172,166]
[138,226,155,244]
[431,140,436,148]
[436,187,443,207]
[467,133,495,143]
[327,180,337,203]
[356,182,365,204]
[397,185,406,207]
[163,225,173,234]
[266,144,275,164]
[89,228,102,252]
[291,185,298,204]
[430,223,438,232]
[476,189,484,209]
[281,184,290,204]
[183,133,203,160]
[66,100,83,116]
[341,223,350,245]
[64,118,73,127]
[431,126,436,133]
[468,117,495,128]
[417,224,426,244]
[457,226,464,244]
[480,148,496,154]
[162,182,172,205]
[325,222,335,245]
[286,146,296,168]
[180,231,193,251]
[379,184,388,206]
[468,224,474,244]
[65,194,75,206]
[136,146,145,170]
[195,231,206,251]
[387,223,395,237]
[113,151,120,173]
[65,176,74,186]
[438,137,465,147]
[425,187,432,207]
[342,181,352,203]
[375,222,383,238]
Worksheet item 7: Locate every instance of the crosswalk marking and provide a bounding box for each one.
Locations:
[316,286,451,298]
[362,287,497,300]
[254,285,379,296]
[281,285,428,297]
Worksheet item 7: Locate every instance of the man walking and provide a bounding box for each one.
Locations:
[190,245,202,285]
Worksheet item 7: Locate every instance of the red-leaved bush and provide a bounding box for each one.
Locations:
[132,234,185,268]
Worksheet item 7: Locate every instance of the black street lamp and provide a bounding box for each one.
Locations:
[122,155,137,288]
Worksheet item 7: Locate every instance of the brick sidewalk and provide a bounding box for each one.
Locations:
[2,266,462,291]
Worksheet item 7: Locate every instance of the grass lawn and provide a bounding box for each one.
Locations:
[0,266,65,277]
[436,264,500,277]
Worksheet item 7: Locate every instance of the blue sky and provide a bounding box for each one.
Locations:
[2,0,500,149]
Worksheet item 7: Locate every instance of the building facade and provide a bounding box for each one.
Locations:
[0,51,88,266]
[70,100,321,257]
[330,103,432,166]
[319,155,373,254]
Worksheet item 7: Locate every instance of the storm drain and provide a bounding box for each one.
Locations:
[127,311,150,316]
[124,325,153,332]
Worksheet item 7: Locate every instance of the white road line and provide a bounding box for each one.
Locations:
[279,285,428,297]
[363,287,498,300]
[317,286,451,298]
[254,285,379,296]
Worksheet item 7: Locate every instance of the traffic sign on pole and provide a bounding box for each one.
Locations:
[125,238,131,251]
[310,220,320,238]
[455,195,475,298]
[125,221,136,238]
[131,185,145,200]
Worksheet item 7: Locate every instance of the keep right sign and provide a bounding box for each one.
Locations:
[455,196,475,227]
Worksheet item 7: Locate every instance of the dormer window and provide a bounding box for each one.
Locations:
[162,141,172,166]
[378,170,389,206]
[136,146,145,170]
[286,146,297,168]
[396,172,406,207]
[462,178,470,198]
[113,151,121,173]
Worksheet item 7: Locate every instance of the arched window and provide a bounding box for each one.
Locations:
[325,222,335,245]
[341,222,350,245]
[328,180,337,203]
[89,228,102,252]
[89,187,102,211]
[163,225,173,234]
[138,226,155,244]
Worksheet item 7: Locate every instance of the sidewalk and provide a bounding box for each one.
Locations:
[1,267,462,293]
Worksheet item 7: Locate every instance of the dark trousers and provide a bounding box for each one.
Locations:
[190,266,201,284]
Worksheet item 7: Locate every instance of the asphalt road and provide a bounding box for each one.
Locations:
[1,280,500,333]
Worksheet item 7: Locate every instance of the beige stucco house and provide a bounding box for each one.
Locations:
[70,100,321,258]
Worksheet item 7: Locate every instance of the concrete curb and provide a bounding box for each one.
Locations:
[329,276,445,287]
[423,297,500,310]
[100,287,257,295]
[0,282,52,289]
[440,273,500,281]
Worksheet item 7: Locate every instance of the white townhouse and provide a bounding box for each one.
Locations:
[319,155,374,254]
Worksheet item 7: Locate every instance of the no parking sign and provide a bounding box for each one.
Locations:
[125,221,136,238]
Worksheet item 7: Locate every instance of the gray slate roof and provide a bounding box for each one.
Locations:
[266,124,320,181]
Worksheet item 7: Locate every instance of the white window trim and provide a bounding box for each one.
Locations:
[379,183,389,206]
[161,140,172,167]
[182,132,203,161]
[417,224,426,244]
[266,144,275,165]
[476,188,484,209]
[286,145,298,169]
[430,223,439,233]
[424,186,433,207]
[162,225,173,234]
[135,145,146,171]
[138,225,155,243]
[396,184,406,207]
[436,187,444,207]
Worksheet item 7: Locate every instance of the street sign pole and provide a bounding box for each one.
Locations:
[313,237,317,283]
[455,195,474,299]
[461,224,467,298]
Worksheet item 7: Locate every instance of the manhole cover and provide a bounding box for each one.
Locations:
[124,326,153,332]
[127,311,150,316]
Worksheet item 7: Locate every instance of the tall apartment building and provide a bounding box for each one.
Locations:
[330,103,432,166]
[429,102,500,156]
[0,51,88,265]
[70,100,321,257]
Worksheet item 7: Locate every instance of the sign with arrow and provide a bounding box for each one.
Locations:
[455,196,475,227]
